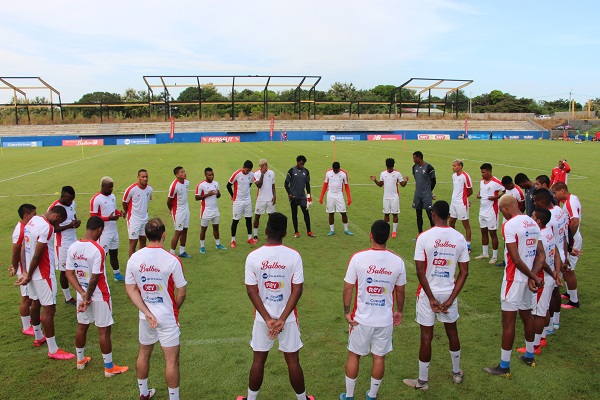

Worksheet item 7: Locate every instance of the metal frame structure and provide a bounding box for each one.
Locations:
[0,77,62,124]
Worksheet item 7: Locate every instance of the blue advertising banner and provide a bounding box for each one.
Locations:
[116,138,157,145]
[322,134,361,141]
[2,141,43,148]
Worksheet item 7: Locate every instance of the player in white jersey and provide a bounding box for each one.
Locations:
[252,159,276,242]
[123,169,153,257]
[449,159,473,252]
[475,163,505,264]
[341,220,406,400]
[126,218,187,400]
[403,201,469,390]
[15,206,76,360]
[90,176,125,281]
[195,167,227,253]
[167,166,192,258]
[483,195,544,377]
[494,176,526,267]
[370,158,408,238]
[49,186,81,304]
[227,160,255,248]
[66,216,129,377]
[240,213,314,400]
[9,204,37,336]
[319,161,353,236]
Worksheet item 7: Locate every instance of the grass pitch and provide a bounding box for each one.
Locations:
[0,140,598,399]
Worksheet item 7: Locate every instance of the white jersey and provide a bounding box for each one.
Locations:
[563,194,582,234]
[229,169,255,202]
[195,180,220,217]
[90,193,118,234]
[502,214,540,283]
[126,246,187,325]
[451,171,472,207]
[66,240,111,303]
[168,179,190,216]
[12,222,25,275]
[344,249,406,327]
[549,206,568,261]
[414,226,469,295]
[48,199,78,247]
[539,226,555,281]
[324,169,348,198]
[123,183,153,222]
[479,177,505,215]
[244,244,304,323]
[506,186,525,204]
[254,169,276,202]
[23,215,55,281]
[380,170,404,200]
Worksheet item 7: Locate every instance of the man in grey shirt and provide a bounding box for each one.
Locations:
[285,155,315,238]
[412,151,436,234]
[514,173,535,217]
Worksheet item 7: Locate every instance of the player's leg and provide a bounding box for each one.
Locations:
[248,351,269,395]
[369,354,385,398]
[489,229,499,260]
[29,296,44,343]
[416,208,424,233]
[462,219,472,248]
[425,198,434,227]
[179,228,188,248]
[108,249,122,277]
[448,216,457,228]
[328,212,335,235]
[75,322,91,368]
[19,295,33,334]
[444,322,463,382]
[253,214,261,240]
[59,271,73,302]
[170,230,182,253]
[563,270,578,306]
[57,246,74,303]
[161,345,180,399]
[476,225,490,259]
[344,351,361,399]
[518,308,536,363]
[128,238,139,257]
[551,287,561,328]
[284,351,307,397]
[500,310,517,361]
[341,212,352,235]
[136,343,155,398]
[139,234,147,250]
[300,205,312,234]
[245,217,253,242]
[417,325,434,382]
[290,200,299,235]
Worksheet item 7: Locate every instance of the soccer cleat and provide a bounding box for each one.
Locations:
[235,397,246,400]
[104,364,129,377]
[307,396,315,400]
[540,338,547,347]
[200,247,206,254]
[113,272,126,282]
[178,252,192,258]
[231,241,237,248]
[553,323,560,330]
[65,298,77,306]
[307,231,316,238]
[403,379,429,390]
[474,254,489,260]
[561,292,570,299]
[366,391,377,400]
[391,232,397,238]
[34,336,47,347]
[561,301,580,309]
[545,328,554,335]
[247,238,257,245]
[482,365,511,377]
[344,230,354,236]
[140,388,156,400]
[327,231,336,236]
[76,356,92,370]
[48,348,76,360]
[22,326,35,336]
[339,394,353,400]
[495,261,506,267]
[215,244,227,250]
[518,355,536,367]
[488,258,498,265]
[517,346,541,355]
[453,369,464,384]
[294,232,300,238]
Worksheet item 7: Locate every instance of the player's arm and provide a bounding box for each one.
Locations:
[254,172,264,188]
[125,284,158,327]
[442,261,469,313]
[54,219,78,232]
[166,196,173,211]
[399,176,408,187]
[506,242,540,282]
[428,165,436,191]
[65,269,85,297]
[195,190,211,201]
[343,281,358,326]
[345,182,352,205]
[246,284,275,323]
[563,161,571,173]
[518,200,525,213]
[9,243,22,276]
[271,183,276,204]
[16,242,47,285]
[568,217,580,238]
[276,282,303,324]
[415,260,441,312]
[393,283,405,326]
[319,181,328,204]
[122,200,129,214]
[226,182,234,198]
[175,284,186,309]
[85,273,100,303]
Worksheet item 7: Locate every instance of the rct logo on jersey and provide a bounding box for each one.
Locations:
[366,286,387,294]
[432,258,448,266]
[526,238,535,246]
[143,284,162,292]
[76,270,89,279]
[264,281,284,290]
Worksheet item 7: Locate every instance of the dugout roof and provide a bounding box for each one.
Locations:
[0,77,62,123]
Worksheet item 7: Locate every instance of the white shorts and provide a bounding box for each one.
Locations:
[566,233,582,271]
[348,324,393,357]
[533,280,553,317]
[416,293,459,326]
[501,281,535,311]
[128,219,147,240]
[77,300,114,327]
[383,199,400,215]
[28,277,57,306]
[139,319,180,348]
[233,201,253,219]
[326,196,346,213]
[254,201,276,215]
[479,211,499,230]
[100,231,120,251]
[55,241,75,272]
[172,210,190,231]
[250,320,303,353]
[201,214,220,227]
[18,274,29,297]
[450,203,469,221]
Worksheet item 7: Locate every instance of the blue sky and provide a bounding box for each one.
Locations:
[1,0,598,104]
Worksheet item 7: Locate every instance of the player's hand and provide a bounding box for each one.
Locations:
[318,198,323,204]
[14,275,30,286]
[554,272,563,287]
[561,259,571,272]
[404,176,409,182]
[476,193,481,199]
[260,164,268,173]
[144,312,158,328]
[77,299,89,313]
[270,319,285,339]
[272,196,276,205]
[429,298,442,313]
[345,313,358,326]
[109,212,120,221]
[440,300,453,313]
[570,248,582,257]
[288,193,295,200]
[8,265,17,277]
[347,199,352,206]
[72,219,82,229]
[392,311,403,326]
[369,175,376,182]
[432,194,437,200]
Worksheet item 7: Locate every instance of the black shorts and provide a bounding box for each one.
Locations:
[412,196,433,211]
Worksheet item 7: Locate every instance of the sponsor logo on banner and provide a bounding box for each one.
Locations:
[201,136,241,143]
[367,134,403,141]
[418,134,450,140]
[323,134,360,141]
[62,139,104,147]
[2,141,43,148]
[117,138,157,145]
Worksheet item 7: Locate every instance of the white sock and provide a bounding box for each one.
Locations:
[113,269,120,275]
[525,341,534,355]
[170,249,176,255]
[200,240,205,247]
[330,224,335,232]
[138,378,149,396]
[62,288,72,301]
[343,223,349,231]
[393,222,398,232]
[492,249,498,259]
[247,388,259,400]
[168,387,179,400]
[33,324,43,340]
[215,239,221,245]
[534,333,542,346]
[345,376,356,397]
[231,236,236,242]
[553,312,561,325]
[21,316,31,330]
[76,347,85,362]
[295,391,307,400]
[179,246,185,254]
[253,228,258,237]
[368,377,382,398]
[47,336,59,354]
[418,360,430,382]
[501,348,511,363]
[247,234,252,240]
[450,350,461,373]
[569,289,579,303]
[482,245,489,256]
[467,241,471,246]
[542,321,549,338]
[103,352,114,368]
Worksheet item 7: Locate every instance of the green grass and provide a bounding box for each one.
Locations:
[0,140,598,400]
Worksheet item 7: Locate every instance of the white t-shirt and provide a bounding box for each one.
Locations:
[479,177,505,215]
[379,170,404,200]
[90,193,118,234]
[539,226,555,281]
[414,227,469,295]
[344,249,406,327]
[324,169,348,198]
[563,194,582,233]
[12,222,25,275]
[244,244,304,323]
[48,200,77,246]
[549,206,568,261]
[125,247,187,325]
[168,179,190,216]
[502,214,540,283]
[254,170,276,202]
[195,180,220,217]
[506,186,525,204]
[23,215,55,280]
[66,240,111,303]
[123,183,153,222]
[229,169,255,202]
[451,171,472,207]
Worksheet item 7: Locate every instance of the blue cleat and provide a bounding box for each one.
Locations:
[178,252,192,258]
[215,244,227,250]
[339,393,353,400]
[344,230,354,236]
[113,272,125,282]
[327,231,335,236]
[200,247,206,254]
[366,390,377,400]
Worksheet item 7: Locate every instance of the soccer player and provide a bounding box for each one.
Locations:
[227,160,256,247]
[8,204,37,336]
[123,169,153,257]
[65,216,129,376]
[126,218,187,400]
[90,177,124,281]
[534,175,558,205]
[240,213,314,400]
[285,155,315,238]
[449,159,473,252]
[15,206,75,360]
[195,167,227,253]
[319,161,353,236]
[167,166,192,258]
[369,158,408,238]
[483,195,544,376]
[411,151,436,235]
[514,173,535,217]
[502,176,525,212]
[341,220,406,400]
[550,159,571,187]
[552,182,582,309]
[403,201,469,390]
[252,159,276,242]
[474,163,505,264]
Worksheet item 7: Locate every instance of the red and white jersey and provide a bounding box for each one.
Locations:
[451,171,472,207]
[344,249,406,327]
[195,180,220,217]
[254,169,275,202]
[324,169,348,198]
[506,186,525,204]
[479,177,505,215]
[414,227,469,295]
[502,214,540,283]
[379,170,404,200]
[66,240,111,304]
[23,215,55,280]
[550,163,570,186]
[229,169,254,202]
[48,200,78,247]
[538,226,555,282]
[549,206,568,261]
[563,194,582,232]
[245,244,304,323]
[125,247,187,325]
[123,183,153,222]
[12,222,25,275]
[90,193,118,234]
[168,179,190,216]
